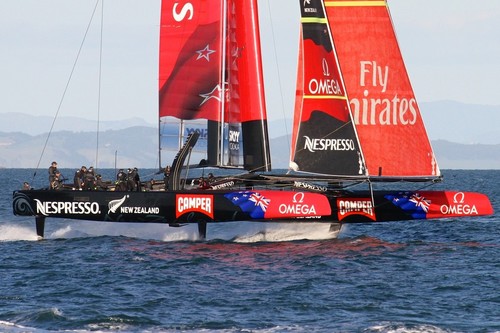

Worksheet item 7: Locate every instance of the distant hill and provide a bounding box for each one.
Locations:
[0,112,154,135]
[1,128,499,170]
[0,127,158,169]
[1,101,499,169]
[420,101,500,144]
[4,101,499,144]
[431,140,500,170]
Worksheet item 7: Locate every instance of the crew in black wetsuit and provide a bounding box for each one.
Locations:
[83,167,96,190]
[95,174,108,190]
[133,167,141,192]
[73,168,83,190]
[163,166,171,191]
[51,171,63,190]
[48,161,59,188]
[115,169,127,191]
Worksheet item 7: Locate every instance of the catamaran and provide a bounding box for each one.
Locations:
[13,0,493,239]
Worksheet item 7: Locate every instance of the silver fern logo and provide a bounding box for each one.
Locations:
[108,195,129,214]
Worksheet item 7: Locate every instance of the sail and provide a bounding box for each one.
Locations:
[158,0,270,172]
[226,0,271,171]
[325,0,440,178]
[290,0,366,177]
[158,0,223,168]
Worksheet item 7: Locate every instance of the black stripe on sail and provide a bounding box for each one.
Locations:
[242,120,271,172]
[293,111,363,176]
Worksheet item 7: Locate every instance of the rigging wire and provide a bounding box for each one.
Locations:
[264,0,291,163]
[95,0,104,171]
[31,0,102,184]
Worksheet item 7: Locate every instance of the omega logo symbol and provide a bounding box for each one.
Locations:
[453,192,465,204]
[322,58,330,77]
[293,192,305,203]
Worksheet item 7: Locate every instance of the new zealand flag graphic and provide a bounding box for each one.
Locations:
[224,191,270,219]
[384,192,431,219]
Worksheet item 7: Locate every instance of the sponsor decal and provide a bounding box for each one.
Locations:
[35,199,101,217]
[387,191,483,218]
[293,181,327,192]
[225,191,331,219]
[350,60,417,126]
[186,127,208,140]
[108,194,160,215]
[108,195,128,214]
[229,129,240,151]
[278,192,317,216]
[120,207,160,214]
[337,198,375,221]
[172,3,194,22]
[439,192,478,215]
[322,58,330,76]
[210,181,235,190]
[308,58,343,96]
[176,194,214,219]
[303,0,317,13]
[303,136,356,152]
[308,78,342,95]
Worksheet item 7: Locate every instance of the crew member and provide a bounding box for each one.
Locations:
[73,168,83,190]
[126,168,137,191]
[83,167,96,190]
[163,165,171,191]
[115,169,127,191]
[95,174,108,190]
[48,161,58,187]
[51,171,63,190]
[207,173,214,184]
[198,177,209,189]
[133,167,141,191]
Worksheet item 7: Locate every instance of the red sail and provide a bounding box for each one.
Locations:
[325,0,440,178]
[158,0,270,171]
[290,0,365,176]
[226,0,271,171]
[159,0,223,121]
[227,0,267,123]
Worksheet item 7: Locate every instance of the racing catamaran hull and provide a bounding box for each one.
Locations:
[13,188,493,238]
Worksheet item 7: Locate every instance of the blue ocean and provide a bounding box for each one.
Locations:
[0,169,498,333]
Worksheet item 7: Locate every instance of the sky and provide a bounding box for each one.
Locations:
[1,0,499,126]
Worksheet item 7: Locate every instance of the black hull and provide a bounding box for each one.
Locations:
[13,187,492,225]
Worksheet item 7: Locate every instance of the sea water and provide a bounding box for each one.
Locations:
[0,169,498,332]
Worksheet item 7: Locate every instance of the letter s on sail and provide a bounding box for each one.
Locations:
[173,3,194,22]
